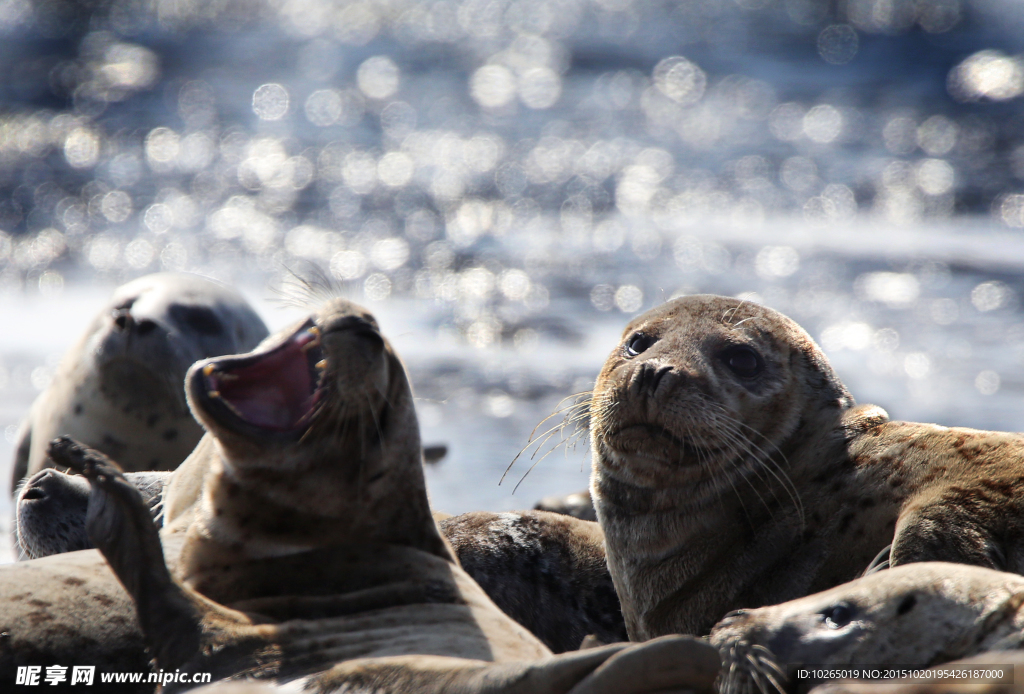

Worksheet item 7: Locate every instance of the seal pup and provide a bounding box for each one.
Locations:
[47,296,721,692]
[709,562,1024,694]
[590,294,1024,640]
[10,272,269,492]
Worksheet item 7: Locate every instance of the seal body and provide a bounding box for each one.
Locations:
[590,294,1024,639]
[709,562,1024,694]
[440,510,625,652]
[44,297,721,693]
[11,272,268,492]
[14,469,626,653]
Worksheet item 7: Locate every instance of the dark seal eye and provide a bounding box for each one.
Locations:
[171,305,224,336]
[721,345,763,379]
[624,332,656,357]
[822,603,855,629]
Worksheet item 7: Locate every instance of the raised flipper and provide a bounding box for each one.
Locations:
[47,436,253,677]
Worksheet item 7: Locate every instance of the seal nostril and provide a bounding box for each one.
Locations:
[21,487,45,500]
[112,309,133,331]
[650,365,673,392]
[136,320,158,336]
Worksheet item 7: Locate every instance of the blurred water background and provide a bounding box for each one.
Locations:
[1,0,1024,561]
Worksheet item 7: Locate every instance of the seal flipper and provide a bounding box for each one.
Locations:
[46,436,251,675]
[891,502,1006,572]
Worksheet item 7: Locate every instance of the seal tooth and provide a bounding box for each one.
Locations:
[315,360,327,369]
[203,364,216,376]
[208,390,221,398]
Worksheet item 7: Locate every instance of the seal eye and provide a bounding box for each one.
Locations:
[624,332,656,357]
[822,603,854,629]
[721,345,763,379]
[172,305,224,336]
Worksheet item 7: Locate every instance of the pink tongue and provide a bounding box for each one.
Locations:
[215,339,315,431]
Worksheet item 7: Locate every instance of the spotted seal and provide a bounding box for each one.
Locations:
[590,294,1024,640]
[45,295,720,692]
[709,562,1024,694]
[10,272,268,493]
[440,510,626,652]
[14,469,627,653]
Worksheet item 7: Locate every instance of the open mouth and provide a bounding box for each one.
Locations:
[193,319,325,438]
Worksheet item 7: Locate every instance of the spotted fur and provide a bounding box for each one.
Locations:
[41,300,722,693]
[591,294,1024,640]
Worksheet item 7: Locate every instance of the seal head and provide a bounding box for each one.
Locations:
[11,272,268,491]
[710,562,1024,694]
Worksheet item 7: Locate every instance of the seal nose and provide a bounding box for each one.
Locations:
[112,308,158,336]
[21,468,62,501]
[326,315,384,358]
[629,362,676,399]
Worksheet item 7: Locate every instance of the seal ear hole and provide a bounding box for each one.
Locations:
[720,345,763,380]
[624,332,656,357]
[822,602,855,629]
[896,594,916,616]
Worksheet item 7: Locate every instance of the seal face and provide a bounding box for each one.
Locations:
[15,468,166,560]
[709,562,1024,694]
[590,294,1024,640]
[11,272,268,492]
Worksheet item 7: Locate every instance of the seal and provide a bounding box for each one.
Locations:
[15,468,623,652]
[709,562,1024,694]
[10,272,269,492]
[590,294,1024,640]
[440,510,626,652]
[15,467,167,559]
[45,295,721,692]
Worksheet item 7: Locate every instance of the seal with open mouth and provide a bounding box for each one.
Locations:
[10,272,268,496]
[590,294,1024,640]
[709,562,1024,694]
[44,296,720,693]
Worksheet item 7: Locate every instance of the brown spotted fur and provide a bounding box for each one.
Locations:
[591,294,1024,640]
[51,299,722,694]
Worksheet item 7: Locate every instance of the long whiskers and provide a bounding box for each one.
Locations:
[499,391,593,492]
[271,263,348,311]
[706,403,805,530]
